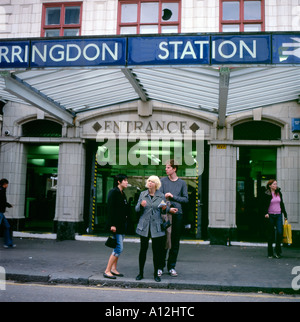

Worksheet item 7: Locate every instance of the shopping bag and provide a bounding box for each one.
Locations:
[283,220,292,245]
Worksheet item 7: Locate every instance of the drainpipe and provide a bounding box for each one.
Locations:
[0,101,6,135]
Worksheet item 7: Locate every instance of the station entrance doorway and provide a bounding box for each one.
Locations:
[24,144,59,231]
[85,139,209,239]
[236,146,277,241]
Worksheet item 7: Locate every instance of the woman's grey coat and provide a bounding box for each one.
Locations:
[135,190,168,238]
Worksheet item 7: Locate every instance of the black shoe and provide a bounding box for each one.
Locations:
[154,276,161,283]
[136,274,144,281]
[103,273,116,280]
[111,271,124,277]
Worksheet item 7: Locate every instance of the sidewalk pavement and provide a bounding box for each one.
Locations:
[1,233,300,294]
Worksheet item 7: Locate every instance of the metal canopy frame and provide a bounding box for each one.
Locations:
[3,74,75,125]
[0,65,299,126]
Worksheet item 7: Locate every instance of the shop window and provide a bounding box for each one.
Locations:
[220,0,265,32]
[118,0,181,34]
[22,120,62,137]
[233,121,281,140]
[41,2,82,37]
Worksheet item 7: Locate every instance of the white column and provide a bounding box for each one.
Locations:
[208,144,237,243]
[0,142,27,219]
[55,142,86,225]
[277,146,300,229]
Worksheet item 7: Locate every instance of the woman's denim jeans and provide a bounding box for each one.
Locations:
[0,213,13,246]
[267,214,283,256]
[112,234,125,258]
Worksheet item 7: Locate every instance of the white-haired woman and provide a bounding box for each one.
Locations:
[135,176,177,282]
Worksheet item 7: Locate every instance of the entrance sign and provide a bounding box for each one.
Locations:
[0,33,299,69]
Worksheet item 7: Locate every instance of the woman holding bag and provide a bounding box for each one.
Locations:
[103,174,130,279]
[263,179,288,259]
[135,176,177,282]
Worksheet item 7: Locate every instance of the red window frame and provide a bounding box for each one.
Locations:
[117,0,181,34]
[41,2,83,37]
[220,0,265,32]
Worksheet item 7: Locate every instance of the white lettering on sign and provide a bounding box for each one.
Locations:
[158,40,209,60]
[0,45,29,63]
[32,45,47,62]
[157,39,256,61]
[212,40,257,59]
[50,45,65,62]
[66,44,81,62]
[31,42,119,64]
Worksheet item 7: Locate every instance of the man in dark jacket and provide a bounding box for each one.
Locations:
[159,160,188,277]
[0,178,15,248]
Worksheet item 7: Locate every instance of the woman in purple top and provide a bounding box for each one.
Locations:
[263,179,288,259]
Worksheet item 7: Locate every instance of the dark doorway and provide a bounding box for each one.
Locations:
[236,146,277,241]
[84,139,209,239]
[24,145,59,232]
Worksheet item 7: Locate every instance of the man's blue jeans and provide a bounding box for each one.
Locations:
[0,212,13,246]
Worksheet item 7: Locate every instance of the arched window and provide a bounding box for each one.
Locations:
[233,121,281,140]
[22,120,62,137]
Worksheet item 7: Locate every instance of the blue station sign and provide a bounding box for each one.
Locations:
[0,38,127,68]
[211,35,271,64]
[0,40,30,68]
[30,38,126,68]
[127,36,210,65]
[128,34,271,65]
[0,33,299,69]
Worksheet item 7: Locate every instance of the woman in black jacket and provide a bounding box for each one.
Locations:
[0,178,15,248]
[262,179,287,258]
[103,174,130,279]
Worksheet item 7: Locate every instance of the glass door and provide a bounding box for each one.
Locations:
[88,139,209,239]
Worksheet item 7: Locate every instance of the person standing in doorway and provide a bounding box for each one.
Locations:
[135,175,177,282]
[263,179,288,259]
[104,174,130,279]
[159,160,188,277]
[135,176,167,282]
[0,178,15,248]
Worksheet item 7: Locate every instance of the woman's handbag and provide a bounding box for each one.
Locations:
[161,220,172,231]
[105,236,117,248]
[283,220,292,245]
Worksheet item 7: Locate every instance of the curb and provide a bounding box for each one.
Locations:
[6,272,300,295]
[13,231,268,247]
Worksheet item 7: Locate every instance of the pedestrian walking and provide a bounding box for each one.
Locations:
[263,179,288,259]
[103,174,130,279]
[159,160,188,277]
[0,178,15,248]
[135,176,177,282]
